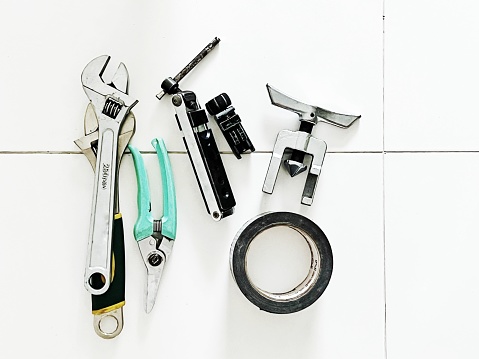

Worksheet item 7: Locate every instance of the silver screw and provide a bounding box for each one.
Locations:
[172,95,182,107]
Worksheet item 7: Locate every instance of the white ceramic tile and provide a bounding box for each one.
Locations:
[0,0,382,153]
[0,0,384,356]
[385,153,479,358]
[384,1,479,151]
[0,152,384,358]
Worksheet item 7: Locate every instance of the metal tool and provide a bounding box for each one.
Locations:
[75,101,135,338]
[263,84,360,205]
[156,38,235,220]
[129,139,177,313]
[156,37,220,100]
[171,91,236,220]
[81,55,139,295]
[205,93,255,159]
[75,104,135,171]
[76,62,135,338]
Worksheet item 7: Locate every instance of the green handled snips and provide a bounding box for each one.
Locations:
[129,138,177,313]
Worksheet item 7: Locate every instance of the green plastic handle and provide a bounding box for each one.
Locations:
[129,145,154,241]
[152,138,177,240]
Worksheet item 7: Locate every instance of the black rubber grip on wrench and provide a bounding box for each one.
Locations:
[91,216,125,312]
[195,128,236,216]
[230,212,333,314]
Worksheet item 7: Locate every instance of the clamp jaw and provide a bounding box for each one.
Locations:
[205,93,255,159]
[170,90,236,220]
[263,84,360,205]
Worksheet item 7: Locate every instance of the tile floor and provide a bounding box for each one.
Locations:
[0,0,478,358]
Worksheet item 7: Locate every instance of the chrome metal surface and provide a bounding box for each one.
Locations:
[266,84,360,127]
[263,84,359,205]
[75,63,134,339]
[75,103,135,171]
[93,308,123,339]
[81,55,138,295]
[138,236,174,313]
[263,130,327,205]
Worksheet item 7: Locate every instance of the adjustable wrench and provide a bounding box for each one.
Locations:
[75,102,135,339]
[81,55,138,295]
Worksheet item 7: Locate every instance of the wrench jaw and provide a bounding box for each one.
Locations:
[81,55,138,123]
[75,104,136,171]
[110,62,129,95]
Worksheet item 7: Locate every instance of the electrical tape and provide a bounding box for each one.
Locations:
[230,212,333,314]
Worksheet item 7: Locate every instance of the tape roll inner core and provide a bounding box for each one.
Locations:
[245,225,320,300]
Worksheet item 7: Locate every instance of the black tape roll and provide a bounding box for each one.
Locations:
[230,212,333,314]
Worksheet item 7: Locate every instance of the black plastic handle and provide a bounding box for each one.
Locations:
[205,93,255,159]
[91,215,125,313]
[196,128,236,217]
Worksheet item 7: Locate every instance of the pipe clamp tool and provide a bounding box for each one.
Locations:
[157,38,236,220]
[263,84,360,205]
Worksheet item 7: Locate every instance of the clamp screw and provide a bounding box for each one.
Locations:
[148,253,162,267]
[172,95,182,107]
[156,37,221,100]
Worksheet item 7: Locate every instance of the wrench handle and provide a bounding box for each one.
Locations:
[84,120,120,295]
[91,214,125,312]
[91,214,125,339]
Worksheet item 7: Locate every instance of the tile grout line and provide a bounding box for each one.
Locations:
[382,154,388,359]
[4,150,479,155]
[382,1,388,358]
[383,150,479,153]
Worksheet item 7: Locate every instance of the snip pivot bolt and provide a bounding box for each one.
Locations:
[263,84,360,205]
